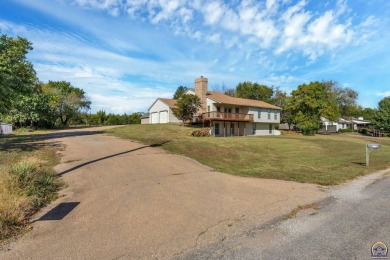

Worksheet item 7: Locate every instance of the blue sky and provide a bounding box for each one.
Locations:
[1,0,389,114]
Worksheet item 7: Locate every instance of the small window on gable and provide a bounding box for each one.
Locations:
[258,108,261,119]
[274,111,277,120]
[207,105,210,112]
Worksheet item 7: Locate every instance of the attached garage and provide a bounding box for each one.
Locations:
[151,113,158,124]
[159,111,168,124]
[148,98,181,124]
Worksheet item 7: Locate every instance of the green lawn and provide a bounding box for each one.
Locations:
[107,124,390,186]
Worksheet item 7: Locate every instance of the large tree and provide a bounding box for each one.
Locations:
[0,31,37,113]
[288,81,340,135]
[323,81,359,117]
[173,86,188,99]
[271,88,294,129]
[8,86,54,128]
[173,94,201,126]
[236,82,273,103]
[42,81,91,126]
[373,97,390,131]
[360,107,377,121]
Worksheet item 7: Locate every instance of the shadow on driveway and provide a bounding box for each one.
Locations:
[56,141,170,177]
[0,130,105,152]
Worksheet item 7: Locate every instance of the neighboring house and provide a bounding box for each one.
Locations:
[141,113,150,124]
[319,117,339,133]
[336,118,352,131]
[148,76,282,136]
[351,117,371,130]
[0,123,13,134]
[319,117,371,133]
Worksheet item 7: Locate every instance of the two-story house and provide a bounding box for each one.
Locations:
[148,76,281,136]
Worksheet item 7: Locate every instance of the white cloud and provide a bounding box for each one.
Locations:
[377,91,390,98]
[203,1,225,25]
[207,33,221,44]
[54,0,377,61]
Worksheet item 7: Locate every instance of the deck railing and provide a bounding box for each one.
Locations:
[202,112,254,122]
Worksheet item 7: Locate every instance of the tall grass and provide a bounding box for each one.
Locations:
[0,158,62,241]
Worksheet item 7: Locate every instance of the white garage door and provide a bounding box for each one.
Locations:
[159,111,168,124]
[151,113,158,124]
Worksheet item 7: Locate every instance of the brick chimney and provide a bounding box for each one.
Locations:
[195,76,208,115]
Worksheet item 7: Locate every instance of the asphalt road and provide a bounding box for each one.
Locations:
[177,170,390,259]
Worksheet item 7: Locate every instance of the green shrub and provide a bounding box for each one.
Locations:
[299,121,319,136]
[338,128,353,133]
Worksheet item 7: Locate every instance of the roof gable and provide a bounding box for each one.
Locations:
[148,98,177,111]
[206,92,281,110]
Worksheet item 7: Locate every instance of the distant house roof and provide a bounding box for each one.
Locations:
[141,112,150,119]
[351,119,371,124]
[206,92,281,110]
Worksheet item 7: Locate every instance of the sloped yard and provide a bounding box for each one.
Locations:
[107,124,390,185]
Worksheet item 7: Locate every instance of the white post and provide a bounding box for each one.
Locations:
[366,141,369,167]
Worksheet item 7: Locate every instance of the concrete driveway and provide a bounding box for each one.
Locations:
[1,126,326,259]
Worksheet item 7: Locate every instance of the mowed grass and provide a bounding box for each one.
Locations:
[107,124,390,186]
[0,133,62,242]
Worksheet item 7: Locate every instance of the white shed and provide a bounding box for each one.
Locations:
[0,123,13,134]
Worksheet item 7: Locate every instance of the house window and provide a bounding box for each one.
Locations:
[231,123,235,135]
[215,123,220,135]
[217,106,220,112]
[258,108,261,119]
[252,123,256,135]
[207,105,210,112]
[269,124,273,134]
[274,111,277,120]
[235,108,239,113]
[268,109,271,120]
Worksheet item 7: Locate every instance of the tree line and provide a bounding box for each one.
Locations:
[0,32,141,129]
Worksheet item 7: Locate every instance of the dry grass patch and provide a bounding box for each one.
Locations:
[0,134,62,242]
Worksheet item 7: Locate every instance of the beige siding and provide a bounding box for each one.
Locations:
[168,107,181,123]
[250,107,280,124]
[206,98,217,112]
[244,123,280,136]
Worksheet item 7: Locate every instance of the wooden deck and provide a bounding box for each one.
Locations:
[202,112,253,122]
